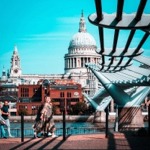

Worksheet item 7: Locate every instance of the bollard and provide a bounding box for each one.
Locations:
[148,104,150,136]
[21,113,24,142]
[63,109,66,141]
[115,105,118,132]
[60,99,66,141]
[105,106,109,138]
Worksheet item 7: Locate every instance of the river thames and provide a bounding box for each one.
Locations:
[8,121,114,137]
[6,121,148,138]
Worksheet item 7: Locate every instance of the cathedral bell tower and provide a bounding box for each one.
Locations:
[10,46,22,77]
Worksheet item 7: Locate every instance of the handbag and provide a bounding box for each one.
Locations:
[34,120,44,132]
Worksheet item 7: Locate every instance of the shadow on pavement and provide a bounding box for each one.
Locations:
[9,138,35,150]
[107,132,116,150]
[51,134,71,150]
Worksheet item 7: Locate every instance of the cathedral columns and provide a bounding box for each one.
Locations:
[71,58,73,68]
[77,58,81,67]
[74,58,76,68]
[68,58,69,68]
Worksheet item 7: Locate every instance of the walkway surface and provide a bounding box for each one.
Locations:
[0,132,150,150]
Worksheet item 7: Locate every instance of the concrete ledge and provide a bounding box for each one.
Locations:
[9,115,95,122]
[9,113,147,122]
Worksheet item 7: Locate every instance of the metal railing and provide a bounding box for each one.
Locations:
[1,127,103,138]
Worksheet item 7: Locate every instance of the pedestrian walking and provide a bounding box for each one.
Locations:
[1,100,13,137]
[0,102,7,139]
[32,102,45,138]
[40,96,57,138]
[33,96,57,138]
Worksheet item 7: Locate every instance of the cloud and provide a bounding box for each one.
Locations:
[16,16,83,41]
[17,32,71,41]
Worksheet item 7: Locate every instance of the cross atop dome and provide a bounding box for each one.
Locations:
[78,10,86,33]
[81,9,84,17]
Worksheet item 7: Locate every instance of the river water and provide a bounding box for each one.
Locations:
[2,121,148,138]
[8,121,112,137]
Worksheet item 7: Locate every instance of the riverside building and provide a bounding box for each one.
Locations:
[17,79,82,115]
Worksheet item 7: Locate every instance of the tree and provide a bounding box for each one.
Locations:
[72,102,88,115]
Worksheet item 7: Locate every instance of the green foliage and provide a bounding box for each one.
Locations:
[52,105,61,115]
[71,102,88,115]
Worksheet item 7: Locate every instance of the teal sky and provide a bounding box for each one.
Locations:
[0,0,150,74]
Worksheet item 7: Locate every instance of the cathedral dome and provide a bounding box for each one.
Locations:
[68,11,97,50]
[69,32,96,49]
